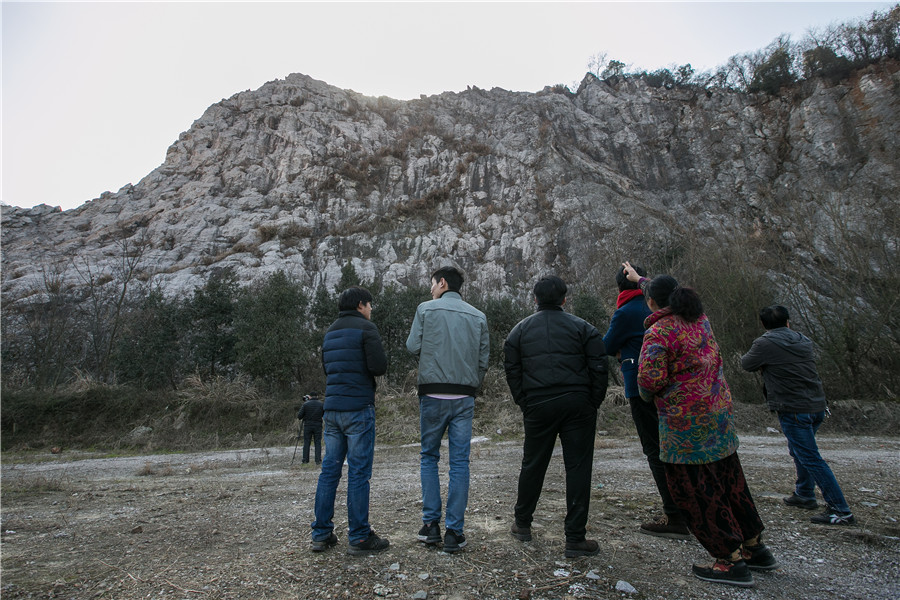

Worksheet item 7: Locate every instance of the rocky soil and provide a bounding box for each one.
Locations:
[2,434,899,600]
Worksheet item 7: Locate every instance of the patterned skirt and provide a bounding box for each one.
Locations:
[664,452,764,558]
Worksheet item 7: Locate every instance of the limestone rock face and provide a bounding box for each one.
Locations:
[2,66,898,302]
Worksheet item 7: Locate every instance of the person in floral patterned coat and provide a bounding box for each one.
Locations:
[623,263,777,589]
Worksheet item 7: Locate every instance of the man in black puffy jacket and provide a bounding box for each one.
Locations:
[311,287,390,555]
[503,276,608,557]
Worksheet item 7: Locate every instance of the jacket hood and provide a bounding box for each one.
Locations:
[763,327,813,357]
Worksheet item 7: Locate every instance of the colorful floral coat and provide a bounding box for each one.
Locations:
[637,307,739,465]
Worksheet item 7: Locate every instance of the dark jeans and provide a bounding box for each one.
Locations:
[303,424,322,464]
[629,397,678,515]
[778,411,850,513]
[515,391,597,542]
[312,407,376,544]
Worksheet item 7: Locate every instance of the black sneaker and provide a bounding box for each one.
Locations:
[742,543,778,571]
[810,509,856,526]
[783,493,818,510]
[443,529,467,553]
[511,523,532,542]
[417,521,442,545]
[692,559,754,588]
[310,533,338,552]
[564,539,600,558]
[347,531,390,555]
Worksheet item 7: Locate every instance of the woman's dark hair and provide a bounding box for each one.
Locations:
[646,275,678,308]
[647,275,703,323]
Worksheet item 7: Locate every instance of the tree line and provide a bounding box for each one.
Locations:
[587,6,899,94]
[0,260,609,397]
[4,227,897,406]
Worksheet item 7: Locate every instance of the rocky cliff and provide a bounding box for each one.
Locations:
[3,63,898,303]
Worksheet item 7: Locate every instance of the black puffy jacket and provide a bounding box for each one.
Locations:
[503,305,609,408]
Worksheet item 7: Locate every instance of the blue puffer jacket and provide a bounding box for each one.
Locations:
[321,311,388,411]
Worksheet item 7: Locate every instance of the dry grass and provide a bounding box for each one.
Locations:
[4,372,898,456]
[1,473,71,495]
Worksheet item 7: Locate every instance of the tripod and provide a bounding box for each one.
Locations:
[290,423,303,465]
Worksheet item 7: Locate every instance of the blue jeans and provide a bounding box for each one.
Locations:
[312,406,376,544]
[778,411,851,513]
[420,395,475,533]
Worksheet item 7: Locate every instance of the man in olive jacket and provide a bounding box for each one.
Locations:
[504,275,608,557]
[741,305,855,526]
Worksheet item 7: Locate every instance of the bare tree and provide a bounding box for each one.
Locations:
[2,261,81,388]
[72,227,150,381]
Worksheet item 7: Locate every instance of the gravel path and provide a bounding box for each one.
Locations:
[2,434,899,599]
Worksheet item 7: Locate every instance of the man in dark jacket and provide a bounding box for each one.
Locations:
[741,305,855,526]
[603,264,689,540]
[311,287,391,555]
[297,394,324,465]
[504,275,608,557]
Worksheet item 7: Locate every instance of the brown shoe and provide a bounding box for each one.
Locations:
[564,539,600,558]
[639,514,691,540]
[511,523,532,542]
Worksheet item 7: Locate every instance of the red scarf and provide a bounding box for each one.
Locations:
[616,289,644,309]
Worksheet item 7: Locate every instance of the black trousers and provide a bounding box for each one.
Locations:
[514,392,597,542]
[629,397,678,515]
[302,424,322,464]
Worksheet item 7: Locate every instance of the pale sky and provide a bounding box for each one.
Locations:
[2,1,892,211]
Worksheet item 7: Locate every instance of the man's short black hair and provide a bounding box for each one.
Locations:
[533,275,567,306]
[431,266,464,292]
[616,263,646,291]
[759,305,790,330]
[338,287,373,312]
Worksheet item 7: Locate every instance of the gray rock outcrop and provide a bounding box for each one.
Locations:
[3,64,898,303]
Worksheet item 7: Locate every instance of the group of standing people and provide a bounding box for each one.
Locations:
[305,263,855,589]
[309,267,489,556]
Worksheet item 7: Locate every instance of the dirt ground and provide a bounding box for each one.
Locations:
[2,433,899,600]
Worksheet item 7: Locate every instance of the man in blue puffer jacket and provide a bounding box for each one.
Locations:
[311,287,390,555]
